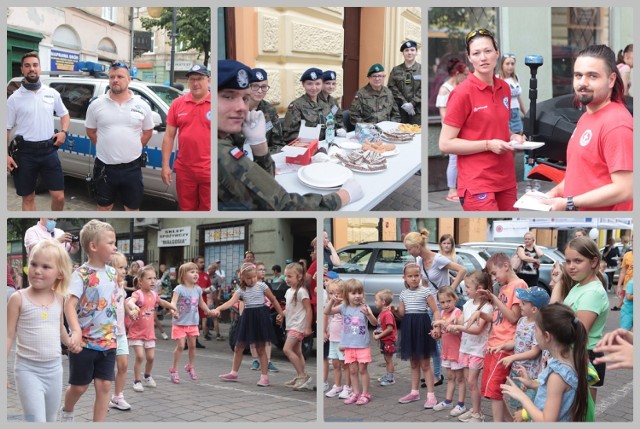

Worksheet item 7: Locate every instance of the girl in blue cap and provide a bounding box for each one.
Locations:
[283,68,333,143]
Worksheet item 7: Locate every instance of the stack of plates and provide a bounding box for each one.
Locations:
[297,162,353,190]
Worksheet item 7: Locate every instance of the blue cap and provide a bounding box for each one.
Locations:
[324,271,339,279]
[218,59,252,90]
[400,40,418,51]
[515,286,550,309]
[186,64,210,77]
[300,67,323,82]
[251,68,268,82]
[322,70,337,81]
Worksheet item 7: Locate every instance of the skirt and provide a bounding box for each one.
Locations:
[400,312,436,361]
[235,306,276,346]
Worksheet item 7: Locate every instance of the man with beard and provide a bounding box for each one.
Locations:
[161,64,211,211]
[6,51,70,211]
[85,62,154,211]
[545,45,633,211]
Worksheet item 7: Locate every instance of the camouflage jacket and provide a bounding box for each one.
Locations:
[349,84,402,126]
[388,62,421,112]
[217,133,342,211]
[256,100,284,152]
[318,92,344,129]
[282,94,331,143]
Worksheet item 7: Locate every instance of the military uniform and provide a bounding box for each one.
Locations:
[256,100,284,153]
[218,133,342,211]
[349,84,401,126]
[282,94,331,143]
[318,92,344,129]
[388,62,421,124]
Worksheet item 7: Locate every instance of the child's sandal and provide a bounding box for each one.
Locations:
[356,393,371,405]
[169,369,180,384]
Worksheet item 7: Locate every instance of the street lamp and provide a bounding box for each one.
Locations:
[147,7,177,87]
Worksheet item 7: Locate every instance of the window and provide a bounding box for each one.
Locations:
[335,248,372,274]
[129,88,166,123]
[371,249,412,275]
[49,83,95,120]
[102,7,116,23]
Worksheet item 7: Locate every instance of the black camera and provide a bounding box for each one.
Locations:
[71,235,80,243]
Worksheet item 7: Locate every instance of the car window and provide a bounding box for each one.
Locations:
[129,88,166,123]
[539,254,555,264]
[49,83,95,120]
[457,251,484,272]
[147,84,182,106]
[334,248,373,274]
[371,249,413,274]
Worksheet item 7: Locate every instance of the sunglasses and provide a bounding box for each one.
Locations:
[503,53,516,59]
[110,61,129,69]
[466,28,494,44]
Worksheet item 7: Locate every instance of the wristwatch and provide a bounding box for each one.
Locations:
[566,196,577,211]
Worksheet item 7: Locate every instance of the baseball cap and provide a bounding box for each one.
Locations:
[186,64,210,77]
[324,271,339,279]
[515,286,550,309]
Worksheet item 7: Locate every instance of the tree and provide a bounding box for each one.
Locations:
[140,7,211,67]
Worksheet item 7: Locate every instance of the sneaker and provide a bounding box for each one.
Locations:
[59,408,74,422]
[450,405,467,417]
[219,372,239,382]
[216,334,225,341]
[132,381,144,392]
[267,361,279,373]
[204,332,213,340]
[169,369,180,384]
[457,409,475,422]
[195,340,205,348]
[143,376,157,388]
[398,392,420,404]
[184,364,199,381]
[109,394,131,411]
[433,400,453,411]
[284,376,299,387]
[434,375,445,386]
[251,360,260,371]
[380,377,395,386]
[293,374,312,390]
[325,385,343,398]
[338,386,353,399]
[466,412,485,422]
[161,332,169,340]
[343,393,360,405]
[424,394,438,409]
[257,375,270,387]
[533,180,542,192]
[323,382,329,392]
[611,306,621,311]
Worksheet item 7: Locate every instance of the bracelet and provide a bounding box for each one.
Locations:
[521,409,531,421]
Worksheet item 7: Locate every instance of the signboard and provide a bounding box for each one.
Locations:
[205,226,245,243]
[50,49,80,71]
[493,220,530,239]
[158,227,191,247]
[165,60,193,71]
[133,31,153,53]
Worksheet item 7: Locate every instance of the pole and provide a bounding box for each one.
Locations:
[129,7,135,68]
[170,7,177,87]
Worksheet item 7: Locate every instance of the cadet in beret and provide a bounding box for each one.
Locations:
[246,68,284,153]
[217,59,363,211]
[349,64,401,126]
[282,67,333,143]
[318,70,346,136]
[388,40,422,124]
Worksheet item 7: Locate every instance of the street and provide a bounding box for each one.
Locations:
[6,318,316,422]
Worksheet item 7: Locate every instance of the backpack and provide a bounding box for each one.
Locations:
[510,253,523,272]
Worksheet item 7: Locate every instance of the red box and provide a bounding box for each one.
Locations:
[284,138,318,165]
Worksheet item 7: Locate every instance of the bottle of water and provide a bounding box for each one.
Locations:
[325,113,335,144]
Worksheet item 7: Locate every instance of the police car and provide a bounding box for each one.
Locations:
[7,62,183,202]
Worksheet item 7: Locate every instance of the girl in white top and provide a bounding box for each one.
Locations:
[6,240,77,422]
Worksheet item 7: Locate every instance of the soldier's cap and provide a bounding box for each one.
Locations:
[300,67,323,82]
[321,70,337,81]
[515,286,550,309]
[186,64,210,77]
[251,68,268,83]
[218,59,252,90]
[400,40,418,52]
[367,63,385,76]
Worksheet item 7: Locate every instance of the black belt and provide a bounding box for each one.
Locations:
[18,138,57,152]
[96,156,142,170]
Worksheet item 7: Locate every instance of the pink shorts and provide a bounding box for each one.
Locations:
[458,352,484,370]
[480,350,512,400]
[286,329,305,342]
[128,339,156,349]
[442,358,465,371]
[343,347,372,364]
[172,324,200,339]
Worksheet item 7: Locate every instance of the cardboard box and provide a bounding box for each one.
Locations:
[282,120,321,165]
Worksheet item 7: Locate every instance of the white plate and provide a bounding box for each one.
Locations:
[381,147,400,157]
[335,141,361,150]
[380,136,413,144]
[510,141,545,150]
[297,162,353,189]
[375,121,401,133]
[349,166,387,174]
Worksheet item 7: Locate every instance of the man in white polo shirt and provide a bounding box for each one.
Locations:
[85,61,154,211]
[7,51,70,211]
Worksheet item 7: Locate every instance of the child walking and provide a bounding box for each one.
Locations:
[7,240,75,422]
[325,278,353,398]
[324,278,378,405]
[501,303,590,421]
[249,261,279,373]
[448,270,494,422]
[169,262,216,383]
[213,262,284,386]
[373,289,397,386]
[431,286,466,417]
[127,265,177,391]
[390,262,441,408]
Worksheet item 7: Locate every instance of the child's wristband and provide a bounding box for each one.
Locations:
[521,409,531,421]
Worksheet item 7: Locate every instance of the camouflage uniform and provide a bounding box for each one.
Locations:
[318,92,344,129]
[388,62,422,124]
[282,94,331,143]
[256,100,284,153]
[349,84,402,126]
[218,133,342,211]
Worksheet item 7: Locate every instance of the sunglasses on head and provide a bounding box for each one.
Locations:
[110,61,129,69]
[503,53,516,59]
[466,28,494,44]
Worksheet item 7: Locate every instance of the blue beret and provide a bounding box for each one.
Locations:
[321,70,337,81]
[251,68,268,82]
[300,67,323,82]
[367,63,384,76]
[400,40,418,51]
[218,59,252,90]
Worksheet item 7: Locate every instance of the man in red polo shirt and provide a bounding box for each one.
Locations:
[162,64,211,211]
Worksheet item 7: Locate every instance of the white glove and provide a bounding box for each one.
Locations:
[339,177,364,203]
[401,102,415,116]
[242,110,267,146]
[336,128,347,138]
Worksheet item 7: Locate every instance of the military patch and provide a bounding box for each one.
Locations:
[229,147,245,160]
[330,72,336,80]
[310,71,317,80]
[237,69,249,88]
[255,71,264,81]
[265,121,273,132]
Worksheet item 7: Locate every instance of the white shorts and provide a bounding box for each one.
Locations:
[128,339,156,349]
[441,358,465,371]
[116,334,129,356]
[328,341,345,361]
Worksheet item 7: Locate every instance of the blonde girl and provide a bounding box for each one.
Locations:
[248,261,278,373]
[126,265,177,391]
[325,278,378,405]
[169,262,214,384]
[7,240,75,422]
[213,262,284,386]
[324,279,353,399]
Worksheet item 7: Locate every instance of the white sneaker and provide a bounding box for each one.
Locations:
[457,409,474,422]
[338,386,353,399]
[109,394,132,411]
[59,408,74,422]
[323,382,329,392]
[467,412,485,422]
[450,404,467,417]
[433,400,453,411]
[293,374,312,390]
[325,385,343,398]
[143,376,157,388]
[133,381,144,392]
[161,332,169,340]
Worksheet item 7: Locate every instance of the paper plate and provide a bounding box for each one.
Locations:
[510,141,545,150]
[298,162,353,189]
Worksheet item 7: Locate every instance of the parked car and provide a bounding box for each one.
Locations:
[459,241,565,294]
[333,241,489,313]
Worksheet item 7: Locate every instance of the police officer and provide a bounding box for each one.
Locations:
[6,51,70,211]
[85,61,154,211]
[283,67,331,144]
[161,64,211,211]
[318,70,346,135]
[388,40,422,124]
[349,64,401,126]
[246,68,284,153]
[217,59,363,211]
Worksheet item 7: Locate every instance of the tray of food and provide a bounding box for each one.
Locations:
[334,149,388,173]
